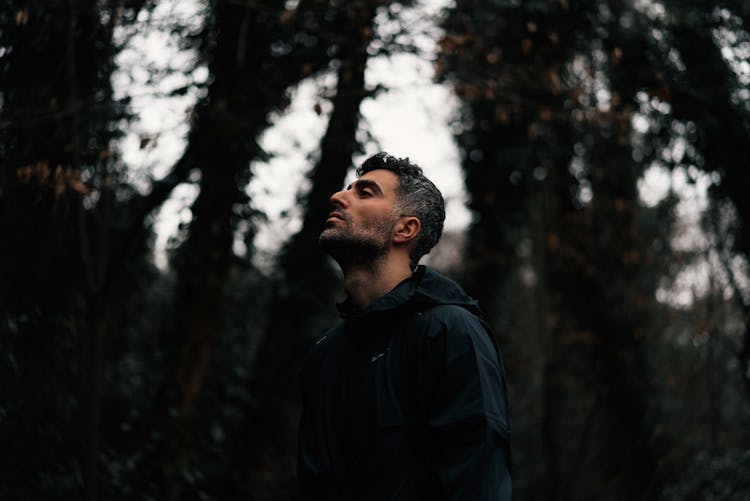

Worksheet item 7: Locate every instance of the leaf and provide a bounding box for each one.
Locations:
[16,165,32,183]
[34,161,50,183]
[521,37,534,54]
[68,179,89,195]
[15,10,29,26]
[279,9,295,23]
[612,47,623,63]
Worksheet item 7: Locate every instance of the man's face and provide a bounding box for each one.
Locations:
[319,169,401,261]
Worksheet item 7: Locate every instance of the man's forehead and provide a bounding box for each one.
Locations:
[357,169,399,193]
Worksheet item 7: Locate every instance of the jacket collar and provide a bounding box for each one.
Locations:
[336,265,480,320]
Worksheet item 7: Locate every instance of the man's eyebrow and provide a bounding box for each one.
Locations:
[350,179,383,196]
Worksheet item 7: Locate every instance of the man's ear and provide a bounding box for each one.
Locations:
[393,216,420,245]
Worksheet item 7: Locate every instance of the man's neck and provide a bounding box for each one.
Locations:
[341,257,413,310]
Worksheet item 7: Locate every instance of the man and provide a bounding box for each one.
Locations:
[297,152,511,500]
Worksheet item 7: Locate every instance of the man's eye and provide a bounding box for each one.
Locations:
[360,190,373,197]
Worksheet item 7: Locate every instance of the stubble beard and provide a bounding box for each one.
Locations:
[319,217,395,268]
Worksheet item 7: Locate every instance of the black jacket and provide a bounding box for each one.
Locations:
[298,266,511,500]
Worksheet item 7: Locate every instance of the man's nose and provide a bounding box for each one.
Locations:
[329,189,348,208]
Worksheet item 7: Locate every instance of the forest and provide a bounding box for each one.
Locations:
[1,0,750,500]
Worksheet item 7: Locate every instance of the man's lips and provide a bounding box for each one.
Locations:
[326,211,346,223]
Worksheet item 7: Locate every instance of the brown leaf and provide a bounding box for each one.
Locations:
[68,179,89,195]
[15,10,29,26]
[527,122,538,139]
[433,59,446,76]
[612,47,623,63]
[360,26,373,42]
[16,165,32,183]
[64,167,88,194]
[546,68,562,93]
[521,38,534,54]
[494,106,510,124]
[34,161,50,183]
[547,233,560,250]
[486,49,502,64]
[279,9,295,23]
[455,83,482,100]
[621,249,640,265]
[54,165,65,195]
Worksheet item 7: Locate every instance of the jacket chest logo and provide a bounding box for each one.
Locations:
[370,352,385,363]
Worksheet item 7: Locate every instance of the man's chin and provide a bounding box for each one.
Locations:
[319,231,354,255]
[318,230,341,253]
[319,228,342,245]
[319,232,388,262]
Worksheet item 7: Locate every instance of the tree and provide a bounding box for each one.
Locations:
[660,0,750,404]
[438,1,679,498]
[248,2,410,498]
[131,1,365,498]
[0,1,156,499]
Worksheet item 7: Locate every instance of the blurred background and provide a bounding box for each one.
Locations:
[2,0,750,500]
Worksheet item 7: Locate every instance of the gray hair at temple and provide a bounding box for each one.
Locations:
[357,152,446,267]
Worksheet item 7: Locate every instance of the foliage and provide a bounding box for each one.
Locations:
[1,0,749,500]
[437,0,750,499]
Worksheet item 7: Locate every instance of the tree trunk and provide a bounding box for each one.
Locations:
[139,2,338,497]
[246,2,380,497]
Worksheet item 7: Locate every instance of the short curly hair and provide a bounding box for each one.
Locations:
[357,152,445,267]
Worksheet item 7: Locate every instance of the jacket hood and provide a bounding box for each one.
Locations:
[337,265,482,320]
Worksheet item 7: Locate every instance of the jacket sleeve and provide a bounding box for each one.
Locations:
[423,306,512,501]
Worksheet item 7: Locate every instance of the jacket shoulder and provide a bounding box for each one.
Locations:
[420,306,510,436]
[418,304,492,347]
[301,324,343,373]
[420,303,480,322]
